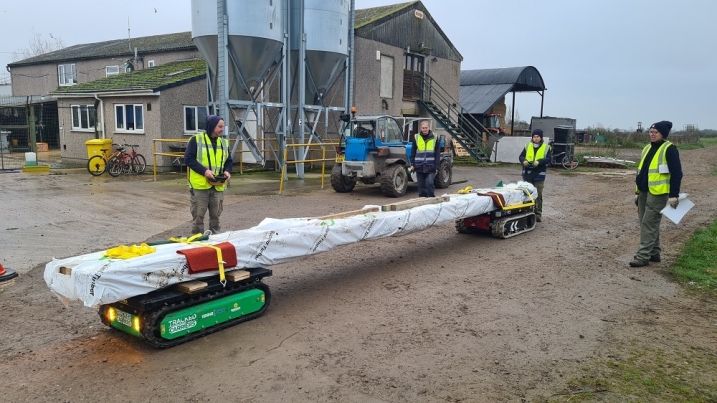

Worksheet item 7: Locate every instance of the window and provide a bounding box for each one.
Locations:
[71,105,96,130]
[380,56,394,99]
[115,104,144,132]
[184,106,208,134]
[147,60,155,68]
[58,63,76,86]
[377,117,403,142]
[106,66,119,77]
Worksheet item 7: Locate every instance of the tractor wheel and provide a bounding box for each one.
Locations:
[434,159,453,189]
[380,165,408,197]
[330,164,356,193]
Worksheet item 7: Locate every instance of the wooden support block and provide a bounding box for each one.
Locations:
[314,207,380,220]
[59,266,72,275]
[381,195,451,212]
[174,280,208,294]
[226,270,250,282]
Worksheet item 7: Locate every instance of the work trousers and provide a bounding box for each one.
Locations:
[529,180,545,218]
[635,191,668,261]
[417,171,436,197]
[190,187,224,235]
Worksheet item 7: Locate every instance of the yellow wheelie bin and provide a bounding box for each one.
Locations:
[85,139,113,159]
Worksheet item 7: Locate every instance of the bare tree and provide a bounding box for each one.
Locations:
[12,30,65,61]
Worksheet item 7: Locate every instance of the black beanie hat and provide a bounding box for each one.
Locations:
[532,128,544,139]
[206,115,223,136]
[650,121,672,138]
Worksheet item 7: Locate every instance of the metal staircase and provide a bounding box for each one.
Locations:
[418,75,493,162]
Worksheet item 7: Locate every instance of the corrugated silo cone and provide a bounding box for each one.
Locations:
[0,263,18,282]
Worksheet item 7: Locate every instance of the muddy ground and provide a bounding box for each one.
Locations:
[0,146,715,403]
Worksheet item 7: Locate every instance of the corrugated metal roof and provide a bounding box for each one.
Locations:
[8,32,195,67]
[459,84,514,114]
[460,66,545,91]
[459,66,546,113]
[50,59,206,94]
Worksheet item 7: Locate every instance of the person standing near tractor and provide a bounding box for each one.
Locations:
[630,120,683,267]
[519,129,552,222]
[410,120,441,197]
[184,115,233,235]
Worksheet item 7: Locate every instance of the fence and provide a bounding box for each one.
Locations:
[0,96,59,171]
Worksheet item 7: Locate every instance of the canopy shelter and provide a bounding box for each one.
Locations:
[459,66,546,135]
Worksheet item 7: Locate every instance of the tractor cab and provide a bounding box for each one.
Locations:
[483,113,503,134]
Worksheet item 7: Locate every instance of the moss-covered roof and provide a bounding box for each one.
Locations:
[9,32,195,67]
[354,1,418,29]
[51,59,206,94]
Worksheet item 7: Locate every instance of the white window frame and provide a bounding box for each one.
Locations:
[183,106,208,134]
[58,63,76,86]
[114,104,144,133]
[105,65,120,77]
[71,104,96,131]
[147,60,155,68]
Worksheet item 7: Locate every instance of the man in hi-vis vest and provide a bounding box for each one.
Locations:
[630,120,682,268]
[184,115,233,235]
[519,129,552,222]
[410,120,441,197]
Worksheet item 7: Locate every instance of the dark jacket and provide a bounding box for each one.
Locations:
[410,131,441,173]
[518,141,552,182]
[635,140,682,197]
[184,134,233,176]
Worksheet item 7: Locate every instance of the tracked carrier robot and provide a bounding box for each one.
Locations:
[455,189,537,239]
[98,268,272,348]
[67,187,537,348]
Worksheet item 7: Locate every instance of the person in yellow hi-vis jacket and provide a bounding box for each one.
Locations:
[184,115,233,235]
[630,120,683,267]
[519,129,552,222]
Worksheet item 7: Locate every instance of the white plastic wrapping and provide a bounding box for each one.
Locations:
[44,183,536,308]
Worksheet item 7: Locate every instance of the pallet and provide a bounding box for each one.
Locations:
[453,143,470,157]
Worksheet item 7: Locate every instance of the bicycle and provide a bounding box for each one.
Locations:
[107,144,147,177]
[87,144,123,176]
[549,142,579,170]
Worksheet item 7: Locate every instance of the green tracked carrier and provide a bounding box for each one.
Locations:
[99,268,272,348]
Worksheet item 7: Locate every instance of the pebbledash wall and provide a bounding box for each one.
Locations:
[56,78,206,166]
[353,36,461,120]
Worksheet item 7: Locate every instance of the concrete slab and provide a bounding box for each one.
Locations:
[492,136,550,163]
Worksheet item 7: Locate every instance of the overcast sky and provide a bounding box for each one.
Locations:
[1,0,715,131]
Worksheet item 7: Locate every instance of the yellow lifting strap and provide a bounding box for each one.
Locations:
[169,233,227,286]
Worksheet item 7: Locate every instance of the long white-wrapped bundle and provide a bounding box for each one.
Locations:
[44,183,535,308]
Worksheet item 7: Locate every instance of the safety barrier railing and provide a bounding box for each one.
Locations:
[151,138,190,181]
[151,138,283,181]
[279,142,339,194]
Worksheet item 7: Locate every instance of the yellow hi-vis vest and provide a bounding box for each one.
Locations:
[637,141,672,195]
[415,134,437,170]
[189,132,229,191]
[525,142,549,161]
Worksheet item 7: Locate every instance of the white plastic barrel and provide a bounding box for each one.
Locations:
[25,152,37,166]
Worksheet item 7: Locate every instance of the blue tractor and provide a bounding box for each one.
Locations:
[331,112,453,197]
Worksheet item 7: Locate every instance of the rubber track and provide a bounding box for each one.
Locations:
[491,212,536,239]
[140,280,271,348]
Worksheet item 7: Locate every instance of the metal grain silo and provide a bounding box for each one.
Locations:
[290,0,350,105]
[191,0,284,100]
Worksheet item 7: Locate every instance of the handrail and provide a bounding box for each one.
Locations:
[423,75,492,142]
[279,141,339,194]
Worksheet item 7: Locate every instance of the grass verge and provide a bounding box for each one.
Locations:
[537,220,717,402]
